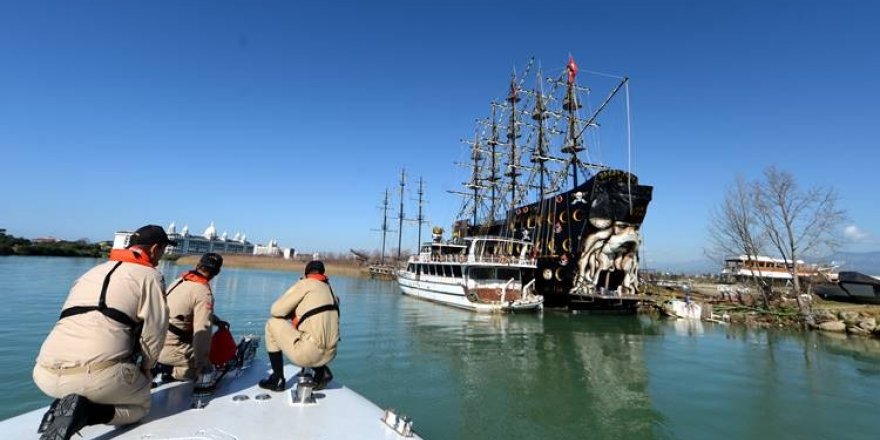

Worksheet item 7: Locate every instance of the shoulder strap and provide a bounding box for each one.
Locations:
[59,261,139,328]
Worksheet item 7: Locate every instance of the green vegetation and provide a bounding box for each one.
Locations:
[0,232,106,258]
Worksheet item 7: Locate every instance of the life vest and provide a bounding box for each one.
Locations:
[290,274,340,329]
[57,249,152,329]
[163,270,211,345]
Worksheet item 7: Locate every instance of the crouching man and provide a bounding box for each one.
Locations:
[33,225,172,440]
[156,253,229,381]
[259,260,340,392]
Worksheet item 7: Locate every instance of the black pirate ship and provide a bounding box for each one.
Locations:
[448,56,653,310]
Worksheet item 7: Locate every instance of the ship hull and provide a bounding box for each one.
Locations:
[462,170,653,311]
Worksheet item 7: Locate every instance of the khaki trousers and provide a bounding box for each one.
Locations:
[159,343,198,381]
[33,362,152,425]
[264,318,335,368]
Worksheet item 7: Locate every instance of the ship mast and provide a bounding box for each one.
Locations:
[469,133,482,226]
[505,75,521,213]
[396,169,406,264]
[380,188,390,265]
[487,102,501,222]
[415,177,425,248]
[531,69,550,200]
[561,56,584,187]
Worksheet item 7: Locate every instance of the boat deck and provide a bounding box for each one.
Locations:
[0,364,421,439]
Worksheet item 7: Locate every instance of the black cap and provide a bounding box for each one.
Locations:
[198,253,223,276]
[304,260,325,275]
[129,225,177,247]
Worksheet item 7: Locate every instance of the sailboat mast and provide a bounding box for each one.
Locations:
[505,76,521,213]
[380,188,389,265]
[416,177,424,249]
[396,169,406,263]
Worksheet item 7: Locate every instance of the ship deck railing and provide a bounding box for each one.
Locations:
[412,254,536,266]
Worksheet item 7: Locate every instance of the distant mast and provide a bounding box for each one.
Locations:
[380,188,390,265]
[396,169,406,263]
[415,177,425,249]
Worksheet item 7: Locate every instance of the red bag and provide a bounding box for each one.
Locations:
[209,327,237,366]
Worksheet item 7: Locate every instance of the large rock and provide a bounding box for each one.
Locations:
[858,318,876,332]
[814,310,838,323]
[817,321,846,332]
[839,311,860,323]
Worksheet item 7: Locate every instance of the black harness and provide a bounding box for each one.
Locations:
[58,261,140,329]
[163,275,195,344]
[293,282,340,330]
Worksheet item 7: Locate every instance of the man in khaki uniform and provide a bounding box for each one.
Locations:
[157,253,228,381]
[33,225,172,440]
[259,260,340,392]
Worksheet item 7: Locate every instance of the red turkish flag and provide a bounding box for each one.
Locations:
[567,56,578,84]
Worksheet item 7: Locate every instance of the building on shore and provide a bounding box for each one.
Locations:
[113,222,297,258]
[113,222,255,256]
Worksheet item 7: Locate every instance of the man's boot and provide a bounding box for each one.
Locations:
[258,351,286,392]
[39,394,90,440]
[36,398,60,433]
[313,365,334,391]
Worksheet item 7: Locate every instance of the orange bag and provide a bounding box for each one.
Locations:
[209,327,237,366]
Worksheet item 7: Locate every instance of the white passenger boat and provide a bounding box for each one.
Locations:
[397,235,543,312]
[0,336,422,439]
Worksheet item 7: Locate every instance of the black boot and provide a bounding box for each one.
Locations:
[258,351,286,392]
[37,398,60,433]
[39,394,90,440]
[313,365,333,391]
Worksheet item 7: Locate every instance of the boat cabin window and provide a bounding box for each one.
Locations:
[468,267,521,282]
[407,263,414,273]
[452,266,462,278]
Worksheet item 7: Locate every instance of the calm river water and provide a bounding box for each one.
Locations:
[1,256,879,439]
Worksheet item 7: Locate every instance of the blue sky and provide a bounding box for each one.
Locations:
[1,1,878,269]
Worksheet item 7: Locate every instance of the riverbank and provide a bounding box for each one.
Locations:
[175,254,367,278]
[645,281,880,339]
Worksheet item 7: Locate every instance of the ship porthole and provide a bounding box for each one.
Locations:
[572,209,584,222]
[555,268,564,281]
[562,238,571,252]
[559,211,568,224]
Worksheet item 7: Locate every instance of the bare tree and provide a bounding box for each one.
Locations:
[753,166,845,296]
[706,176,771,307]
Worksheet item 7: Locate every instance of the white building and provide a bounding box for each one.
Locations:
[113,222,255,256]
